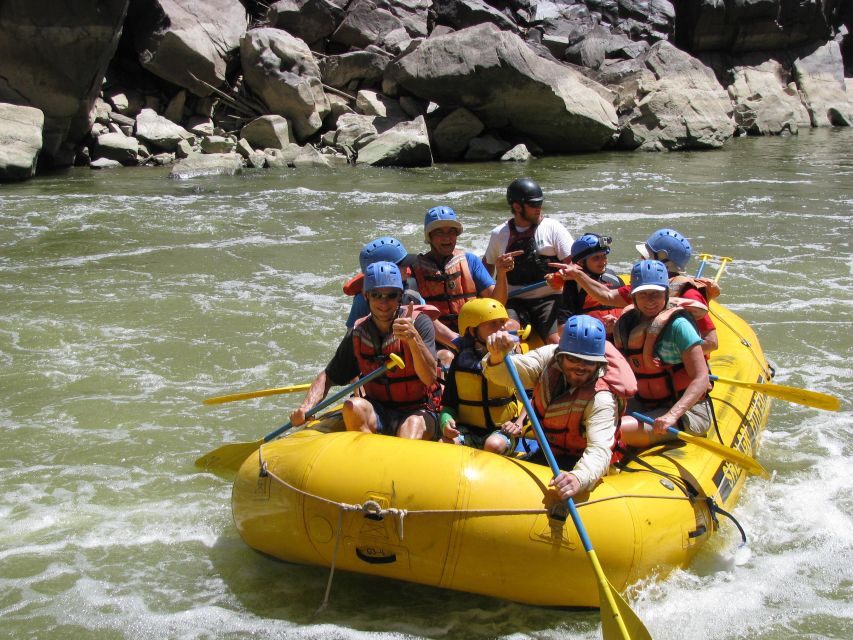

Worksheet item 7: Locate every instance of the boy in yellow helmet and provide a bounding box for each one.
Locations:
[439,298,526,454]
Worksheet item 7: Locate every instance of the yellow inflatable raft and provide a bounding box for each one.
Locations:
[231,301,771,607]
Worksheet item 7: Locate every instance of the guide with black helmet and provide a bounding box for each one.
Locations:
[483,178,574,345]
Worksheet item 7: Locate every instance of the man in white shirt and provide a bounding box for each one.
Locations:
[483,178,574,344]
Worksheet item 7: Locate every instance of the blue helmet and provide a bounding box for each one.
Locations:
[557,315,607,363]
[636,229,692,273]
[424,205,463,243]
[630,259,670,294]
[359,237,408,273]
[571,233,612,263]
[363,261,403,292]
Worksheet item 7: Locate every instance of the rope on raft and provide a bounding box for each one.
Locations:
[257,443,693,611]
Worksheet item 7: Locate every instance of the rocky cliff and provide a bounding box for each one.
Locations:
[0,0,850,181]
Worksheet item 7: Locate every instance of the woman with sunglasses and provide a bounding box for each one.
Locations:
[482,315,637,499]
[291,261,441,440]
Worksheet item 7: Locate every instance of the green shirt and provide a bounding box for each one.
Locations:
[655,316,703,364]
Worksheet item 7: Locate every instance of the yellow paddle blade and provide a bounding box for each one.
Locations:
[203,383,312,405]
[675,431,767,477]
[194,439,262,477]
[589,551,652,640]
[713,375,840,412]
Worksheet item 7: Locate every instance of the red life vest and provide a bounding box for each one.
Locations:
[411,250,477,331]
[563,269,624,328]
[352,306,442,411]
[669,275,720,305]
[613,297,709,405]
[343,272,364,296]
[531,342,637,461]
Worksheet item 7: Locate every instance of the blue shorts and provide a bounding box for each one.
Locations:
[367,399,439,439]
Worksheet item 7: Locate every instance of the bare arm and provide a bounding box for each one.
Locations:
[394,303,437,386]
[549,262,626,307]
[700,329,718,354]
[651,343,711,433]
[290,370,333,426]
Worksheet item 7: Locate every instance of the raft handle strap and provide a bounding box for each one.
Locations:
[706,497,747,545]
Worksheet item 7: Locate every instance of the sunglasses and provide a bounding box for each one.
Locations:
[367,291,402,301]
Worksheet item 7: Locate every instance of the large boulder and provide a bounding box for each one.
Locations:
[266,0,346,45]
[385,24,618,152]
[135,108,195,151]
[319,50,391,90]
[432,107,485,160]
[169,152,243,179]
[127,0,247,97]
[355,115,432,166]
[331,0,428,51]
[0,1,128,166]
[791,40,853,126]
[432,0,518,33]
[0,103,44,181]
[726,55,810,135]
[616,42,736,150]
[241,28,330,141]
[240,115,292,150]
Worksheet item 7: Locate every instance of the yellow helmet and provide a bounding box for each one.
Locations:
[458,298,509,336]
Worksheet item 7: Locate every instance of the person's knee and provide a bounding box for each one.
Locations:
[483,435,507,454]
[398,415,426,439]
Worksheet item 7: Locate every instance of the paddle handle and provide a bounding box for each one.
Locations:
[502,355,595,550]
[262,354,404,442]
[507,280,548,298]
[629,411,678,437]
[694,253,713,278]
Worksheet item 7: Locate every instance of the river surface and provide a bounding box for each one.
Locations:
[1,129,851,640]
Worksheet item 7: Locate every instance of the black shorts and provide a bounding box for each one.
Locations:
[506,294,561,343]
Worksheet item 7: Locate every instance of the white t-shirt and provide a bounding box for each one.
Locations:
[484,217,574,300]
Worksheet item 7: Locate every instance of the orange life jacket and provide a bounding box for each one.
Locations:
[411,250,477,331]
[531,342,636,461]
[352,306,442,411]
[613,297,709,405]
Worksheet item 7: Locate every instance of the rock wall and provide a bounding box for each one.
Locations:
[0,0,850,181]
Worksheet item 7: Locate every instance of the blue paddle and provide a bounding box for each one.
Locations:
[503,354,650,640]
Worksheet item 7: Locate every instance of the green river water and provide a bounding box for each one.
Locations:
[1,129,851,639]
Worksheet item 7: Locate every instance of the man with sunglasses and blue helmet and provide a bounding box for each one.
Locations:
[343,236,423,328]
[613,260,712,447]
[291,261,441,440]
[550,228,719,353]
[482,315,637,499]
[483,178,574,345]
[551,232,623,335]
[412,206,510,350]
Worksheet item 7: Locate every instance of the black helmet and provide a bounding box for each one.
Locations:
[506,178,543,206]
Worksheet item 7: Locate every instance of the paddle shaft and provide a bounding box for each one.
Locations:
[710,374,839,411]
[507,280,548,298]
[629,411,767,476]
[262,355,403,442]
[203,383,311,405]
[502,355,637,640]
